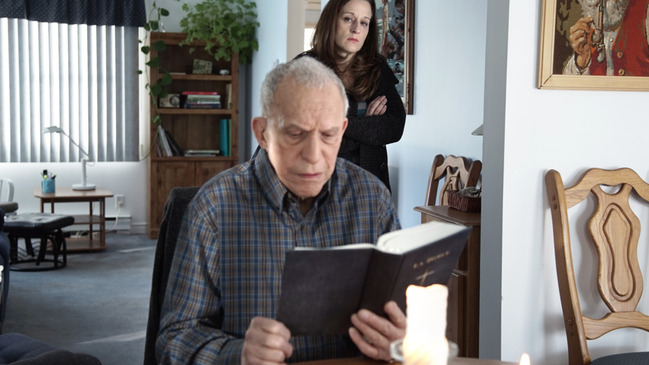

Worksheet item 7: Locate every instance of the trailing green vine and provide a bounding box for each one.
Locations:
[139,1,178,126]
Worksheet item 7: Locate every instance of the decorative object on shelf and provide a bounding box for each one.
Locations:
[180,0,259,64]
[159,93,180,108]
[219,69,230,75]
[42,126,96,191]
[192,59,213,74]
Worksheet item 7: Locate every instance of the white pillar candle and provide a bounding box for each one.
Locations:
[403,284,449,365]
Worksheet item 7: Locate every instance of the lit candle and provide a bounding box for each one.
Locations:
[403,284,448,365]
[519,353,530,365]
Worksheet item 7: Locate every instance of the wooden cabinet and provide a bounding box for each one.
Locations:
[413,205,481,358]
[147,32,239,238]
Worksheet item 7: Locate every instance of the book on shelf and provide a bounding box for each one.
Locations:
[182,91,221,109]
[184,102,222,109]
[184,149,221,157]
[182,91,219,95]
[156,125,173,157]
[275,220,471,335]
[219,118,230,157]
[164,129,184,156]
[225,83,232,109]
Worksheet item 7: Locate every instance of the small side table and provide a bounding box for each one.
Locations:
[414,205,481,358]
[33,188,113,251]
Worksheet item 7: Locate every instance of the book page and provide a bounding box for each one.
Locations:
[294,243,374,250]
[376,220,466,254]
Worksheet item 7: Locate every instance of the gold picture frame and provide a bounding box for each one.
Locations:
[376,0,414,114]
[537,0,649,91]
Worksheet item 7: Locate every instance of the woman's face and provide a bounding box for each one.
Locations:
[334,0,372,60]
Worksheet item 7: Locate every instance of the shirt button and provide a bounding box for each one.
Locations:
[617,51,624,59]
[618,68,626,76]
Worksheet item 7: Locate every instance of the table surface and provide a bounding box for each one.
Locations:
[33,187,114,199]
[293,357,516,365]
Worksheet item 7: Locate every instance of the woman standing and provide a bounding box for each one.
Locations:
[301,0,406,191]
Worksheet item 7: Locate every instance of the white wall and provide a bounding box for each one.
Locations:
[487,0,649,364]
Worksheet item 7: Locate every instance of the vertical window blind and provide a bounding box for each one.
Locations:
[0,17,140,162]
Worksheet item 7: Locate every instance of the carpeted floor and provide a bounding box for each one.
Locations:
[3,233,156,365]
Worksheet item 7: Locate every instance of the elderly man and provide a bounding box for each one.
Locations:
[157,57,406,365]
[563,0,649,76]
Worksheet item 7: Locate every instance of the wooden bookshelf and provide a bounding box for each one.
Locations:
[146,32,239,238]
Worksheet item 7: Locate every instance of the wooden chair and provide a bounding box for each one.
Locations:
[546,168,649,365]
[416,154,482,357]
[425,154,482,206]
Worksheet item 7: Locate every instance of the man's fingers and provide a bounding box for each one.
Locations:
[384,301,407,331]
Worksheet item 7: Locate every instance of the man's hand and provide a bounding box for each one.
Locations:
[348,301,407,361]
[569,16,594,70]
[242,317,293,365]
[365,95,388,116]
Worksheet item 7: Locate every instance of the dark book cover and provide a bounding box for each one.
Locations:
[164,129,184,156]
[276,221,471,335]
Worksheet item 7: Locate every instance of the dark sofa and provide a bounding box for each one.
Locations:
[0,208,102,364]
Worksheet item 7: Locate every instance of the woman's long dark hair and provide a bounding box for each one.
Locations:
[311,0,381,101]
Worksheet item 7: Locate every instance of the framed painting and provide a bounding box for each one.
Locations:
[376,0,414,114]
[538,0,649,91]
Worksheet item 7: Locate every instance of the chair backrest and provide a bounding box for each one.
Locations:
[545,168,649,365]
[0,179,14,203]
[425,154,482,206]
[144,186,200,365]
[0,179,18,215]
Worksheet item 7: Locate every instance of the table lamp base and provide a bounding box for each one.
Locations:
[72,183,96,191]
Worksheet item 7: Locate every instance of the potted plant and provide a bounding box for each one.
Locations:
[179,0,259,64]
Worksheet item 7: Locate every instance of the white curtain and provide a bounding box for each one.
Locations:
[0,17,139,162]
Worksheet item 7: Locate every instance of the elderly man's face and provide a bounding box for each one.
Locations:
[253,77,347,200]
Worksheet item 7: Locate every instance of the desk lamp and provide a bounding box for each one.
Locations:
[42,126,96,191]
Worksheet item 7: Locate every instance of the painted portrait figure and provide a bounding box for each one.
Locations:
[562,0,649,76]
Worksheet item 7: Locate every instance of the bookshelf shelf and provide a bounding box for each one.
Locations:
[171,74,232,81]
[147,32,239,238]
[157,108,233,115]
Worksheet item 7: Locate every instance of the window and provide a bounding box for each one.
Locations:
[0,18,139,162]
[0,1,145,163]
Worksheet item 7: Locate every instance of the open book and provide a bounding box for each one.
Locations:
[276,221,471,335]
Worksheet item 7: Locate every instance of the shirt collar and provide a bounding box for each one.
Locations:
[253,148,332,214]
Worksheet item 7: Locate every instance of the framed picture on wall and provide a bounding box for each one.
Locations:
[538,0,649,91]
[376,0,414,113]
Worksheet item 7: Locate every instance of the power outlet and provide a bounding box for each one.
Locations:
[115,194,125,209]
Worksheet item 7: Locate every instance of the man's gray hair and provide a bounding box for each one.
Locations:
[259,57,349,119]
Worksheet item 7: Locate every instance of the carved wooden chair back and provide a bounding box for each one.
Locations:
[425,154,482,206]
[545,168,649,365]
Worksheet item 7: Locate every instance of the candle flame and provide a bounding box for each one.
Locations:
[519,353,530,365]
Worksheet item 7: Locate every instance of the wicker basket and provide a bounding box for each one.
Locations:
[448,190,481,213]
